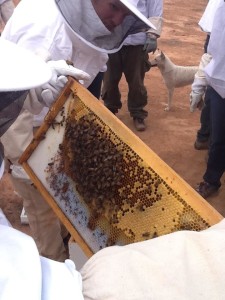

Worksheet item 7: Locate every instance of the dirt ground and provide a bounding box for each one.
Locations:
[1,0,225,237]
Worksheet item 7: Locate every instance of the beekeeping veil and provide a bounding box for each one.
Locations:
[54,0,156,53]
[0,38,51,177]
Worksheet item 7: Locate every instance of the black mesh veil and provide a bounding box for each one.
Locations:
[0,91,28,168]
[0,91,28,137]
[55,0,153,53]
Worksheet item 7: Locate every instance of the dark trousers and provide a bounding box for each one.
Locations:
[196,34,211,143]
[203,87,225,187]
[196,96,211,142]
[102,45,151,119]
[87,72,104,99]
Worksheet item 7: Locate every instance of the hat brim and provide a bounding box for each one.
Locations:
[0,39,52,92]
[120,0,156,30]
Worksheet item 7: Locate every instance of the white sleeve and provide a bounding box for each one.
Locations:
[198,0,222,33]
[2,0,60,54]
[147,0,163,36]
[0,225,42,300]
[192,53,212,94]
[81,219,225,300]
[41,258,84,300]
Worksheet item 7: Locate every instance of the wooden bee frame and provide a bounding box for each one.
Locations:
[19,77,223,258]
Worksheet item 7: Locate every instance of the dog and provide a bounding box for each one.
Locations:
[150,49,198,111]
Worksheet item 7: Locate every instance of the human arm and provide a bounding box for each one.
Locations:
[143,0,163,53]
[21,57,90,115]
[190,53,212,112]
[36,60,90,107]
[81,219,225,300]
[0,223,84,300]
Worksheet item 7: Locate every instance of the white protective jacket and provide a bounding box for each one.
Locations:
[204,0,225,98]
[124,0,163,46]
[0,222,84,300]
[1,0,108,175]
[198,0,222,34]
[2,0,108,94]
[190,0,223,108]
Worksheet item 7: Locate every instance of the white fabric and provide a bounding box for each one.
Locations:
[37,60,90,107]
[198,0,222,33]
[0,224,84,300]
[192,53,212,94]
[0,225,42,300]
[33,107,49,127]
[190,52,212,112]
[1,0,108,89]
[204,0,225,98]
[124,0,163,46]
[81,219,225,300]
[0,208,11,226]
[41,258,84,300]
[0,0,9,6]
[0,38,51,91]
[189,91,204,113]
[10,165,30,181]
[0,159,4,179]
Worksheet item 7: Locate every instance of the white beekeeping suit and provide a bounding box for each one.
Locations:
[198,0,222,34]
[0,222,84,300]
[0,39,83,300]
[1,0,155,261]
[204,0,225,98]
[81,219,225,300]
[0,38,51,179]
[189,0,223,112]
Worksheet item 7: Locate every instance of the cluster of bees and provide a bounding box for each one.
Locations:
[62,113,126,227]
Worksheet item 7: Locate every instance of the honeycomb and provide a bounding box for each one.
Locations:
[42,83,220,254]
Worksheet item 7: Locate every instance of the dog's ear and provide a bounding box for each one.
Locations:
[160,51,166,60]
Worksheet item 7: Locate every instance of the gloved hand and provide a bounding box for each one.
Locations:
[143,35,157,53]
[40,60,90,107]
[190,91,204,112]
[190,53,212,113]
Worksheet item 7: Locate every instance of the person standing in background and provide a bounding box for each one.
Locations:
[102,0,163,131]
[192,0,225,198]
[190,0,222,150]
[88,72,104,99]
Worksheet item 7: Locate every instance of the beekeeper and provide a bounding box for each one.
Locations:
[0,38,52,178]
[0,39,83,300]
[189,0,222,113]
[189,0,222,153]
[0,0,156,262]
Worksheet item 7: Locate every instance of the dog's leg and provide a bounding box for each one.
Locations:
[165,88,174,111]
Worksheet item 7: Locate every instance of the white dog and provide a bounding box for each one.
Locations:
[150,50,198,111]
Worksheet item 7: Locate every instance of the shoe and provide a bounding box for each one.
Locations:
[133,118,146,131]
[196,181,219,198]
[194,139,209,150]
